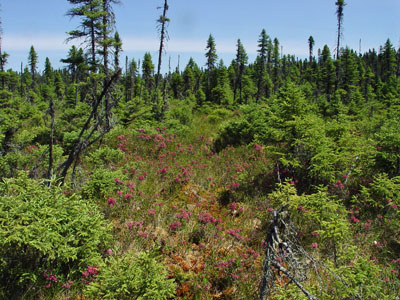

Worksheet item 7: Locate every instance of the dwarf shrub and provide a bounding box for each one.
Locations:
[0,172,111,298]
[85,250,176,300]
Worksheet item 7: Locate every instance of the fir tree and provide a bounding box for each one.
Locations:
[205,34,218,99]
[308,36,315,63]
[28,46,38,84]
[66,0,104,72]
[142,52,155,94]
[234,39,248,104]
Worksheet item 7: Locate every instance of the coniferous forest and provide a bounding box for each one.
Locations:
[0,1,400,299]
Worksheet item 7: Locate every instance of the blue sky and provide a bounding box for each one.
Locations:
[2,0,400,73]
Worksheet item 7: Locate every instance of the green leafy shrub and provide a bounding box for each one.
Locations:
[213,104,270,152]
[0,172,111,298]
[207,107,233,124]
[85,250,176,300]
[82,168,125,201]
[87,146,125,167]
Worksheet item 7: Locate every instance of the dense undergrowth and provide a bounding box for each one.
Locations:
[1,100,399,299]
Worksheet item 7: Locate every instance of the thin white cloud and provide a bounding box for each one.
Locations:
[3,33,79,51]
[3,33,309,58]
[122,36,239,54]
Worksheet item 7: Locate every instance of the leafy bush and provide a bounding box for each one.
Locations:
[214,104,270,152]
[87,146,125,167]
[85,250,176,300]
[82,168,125,201]
[0,172,111,298]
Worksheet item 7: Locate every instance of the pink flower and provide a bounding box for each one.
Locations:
[169,221,182,231]
[124,193,133,199]
[106,248,113,255]
[147,209,156,216]
[82,271,89,277]
[138,175,145,181]
[254,144,262,152]
[114,178,124,184]
[87,266,98,275]
[312,243,318,248]
[107,197,116,207]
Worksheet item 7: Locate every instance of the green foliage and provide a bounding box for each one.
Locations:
[269,182,350,245]
[375,116,400,176]
[82,168,125,201]
[85,250,176,300]
[214,104,269,151]
[166,99,193,126]
[87,146,125,167]
[0,172,111,298]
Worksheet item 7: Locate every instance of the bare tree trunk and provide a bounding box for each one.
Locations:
[57,71,120,185]
[155,0,169,90]
[103,0,111,129]
[47,96,55,180]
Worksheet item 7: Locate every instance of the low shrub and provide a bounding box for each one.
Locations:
[85,250,176,300]
[0,172,111,298]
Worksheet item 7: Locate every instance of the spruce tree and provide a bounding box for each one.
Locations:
[256,29,270,101]
[113,31,122,72]
[234,39,248,104]
[308,36,315,64]
[61,46,86,106]
[66,0,104,72]
[44,57,54,84]
[382,39,396,81]
[142,52,154,94]
[28,46,38,84]
[205,34,218,99]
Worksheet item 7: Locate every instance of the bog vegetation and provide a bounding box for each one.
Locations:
[0,0,399,299]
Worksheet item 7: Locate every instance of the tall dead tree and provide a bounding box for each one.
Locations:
[155,0,169,90]
[101,0,120,129]
[335,0,346,59]
[57,71,120,185]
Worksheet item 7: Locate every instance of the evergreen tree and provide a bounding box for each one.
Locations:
[183,58,197,96]
[234,39,248,104]
[66,0,104,72]
[272,38,281,89]
[318,45,336,99]
[61,46,86,105]
[381,39,397,81]
[44,57,54,84]
[256,29,270,101]
[308,36,315,63]
[113,31,122,72]
[205,34,218,99]
[28,46,38,83]
[142,52,155,94]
